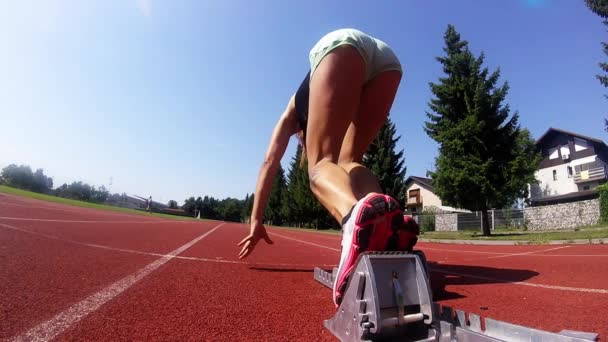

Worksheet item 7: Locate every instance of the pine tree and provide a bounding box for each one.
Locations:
[284,145,338,229]
[285,145,311,227]
[425,25,540,236]
[241,193,254,223]
[585,0,608,131]
[264,164,287,225]
[363,117,407,205]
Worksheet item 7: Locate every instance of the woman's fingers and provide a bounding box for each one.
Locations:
[238,239,254,259]
[237,228,274,259]
[237,234,252,247]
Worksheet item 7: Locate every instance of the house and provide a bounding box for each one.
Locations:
[529,128,607,205]
[404,176,468,214]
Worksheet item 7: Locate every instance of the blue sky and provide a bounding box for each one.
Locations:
[0,0,605,204]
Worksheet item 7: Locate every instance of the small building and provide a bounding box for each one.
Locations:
[529,128,607,205]
[404,176,468,214]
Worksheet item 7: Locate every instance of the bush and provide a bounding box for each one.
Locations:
[418,214,436,232]
[598,183,608,224]
[417,207,439,232]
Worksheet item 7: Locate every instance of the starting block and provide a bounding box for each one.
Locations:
[313,251,599,342]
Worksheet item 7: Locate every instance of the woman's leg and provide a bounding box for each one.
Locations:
[338,70,402,200]
[339,70,419,252]
[306,46,401,305]
[305,45,366,223]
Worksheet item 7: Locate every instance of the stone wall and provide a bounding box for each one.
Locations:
[435,213,458,231]
[524,198,599,230]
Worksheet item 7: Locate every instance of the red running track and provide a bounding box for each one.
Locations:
[1,192,607,341]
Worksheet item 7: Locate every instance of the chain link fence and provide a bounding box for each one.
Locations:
[413,208,525,232]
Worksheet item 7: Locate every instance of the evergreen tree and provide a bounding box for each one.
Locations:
[241,193,254,222]
[284,145,337,229]
[363,117,407,205]
[218,198,243,222]
[182,196,196,215]
[425,25,540,236]
[264,164,287,225]
[285,145,310,227]
[585,0,608,131]
[195,196,204,217]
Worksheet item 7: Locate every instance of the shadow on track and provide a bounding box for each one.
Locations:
[429,261,539,300]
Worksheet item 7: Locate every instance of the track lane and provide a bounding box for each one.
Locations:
[0,225,156,339]
[2,192,607,340]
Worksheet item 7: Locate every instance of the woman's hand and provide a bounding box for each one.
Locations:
[237,221,274,259]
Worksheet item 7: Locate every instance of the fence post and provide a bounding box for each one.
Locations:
[491,210,495,231]
[479,210,483,233]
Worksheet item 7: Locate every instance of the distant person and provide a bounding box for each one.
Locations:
[237,28,419,305]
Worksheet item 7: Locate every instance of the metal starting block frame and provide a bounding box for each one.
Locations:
[313,251,599,342]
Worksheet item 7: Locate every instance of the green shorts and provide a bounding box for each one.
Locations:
[309,28,402,82]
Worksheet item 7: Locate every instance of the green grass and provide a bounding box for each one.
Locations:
[421,227,608,243]
[0,185,197,221]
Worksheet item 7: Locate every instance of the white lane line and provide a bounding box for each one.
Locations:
[247,230,608,294]
[0,223,337,269]
[431,268,608,294]
[0,216,184,224]
[268,231,340,252]
[8,223,225,342]
[484,246,570,259]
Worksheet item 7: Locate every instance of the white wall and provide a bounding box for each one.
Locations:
[406,183,442,209]
[532,164,578,198]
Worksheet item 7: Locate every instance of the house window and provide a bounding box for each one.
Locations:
[583,186,590,191]
[411,207,417,213]
[553,170,557,181]
[567,166,573,178]
[408,189,420,203]
[560,146,570,158]
[574,138,588,152]
[548,148,558,160]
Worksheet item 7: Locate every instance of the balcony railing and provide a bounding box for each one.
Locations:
[573,167,606,183]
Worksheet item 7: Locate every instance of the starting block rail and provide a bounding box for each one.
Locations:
[313,251,598,342]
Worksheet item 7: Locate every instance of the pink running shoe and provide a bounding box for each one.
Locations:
[333,193,390,306]
[385,196,419,252]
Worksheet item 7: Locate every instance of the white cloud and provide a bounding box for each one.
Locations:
[135,0,151,17]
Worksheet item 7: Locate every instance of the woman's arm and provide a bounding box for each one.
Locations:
[238,96,299,259]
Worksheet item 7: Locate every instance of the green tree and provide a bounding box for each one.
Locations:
[182,196,196,215]
[284,145,337,229]
[585,0,608,131]
[31,168,53,193]
[363,117,407,205]
[202,196,220,219]
[195,196,204,216]
[264,164,287,225]
[241,193,254,222]
[91,185,109,203]
[218,197,243,222]
[425,25,541,236]
[2,164,34,190]
[168,200,178,209]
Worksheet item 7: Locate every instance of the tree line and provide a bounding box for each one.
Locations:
[1,164,131,206]
[180,117,408,228]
